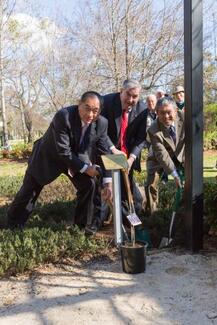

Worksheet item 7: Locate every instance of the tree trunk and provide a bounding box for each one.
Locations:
[20,100,27,143]
[111,3,119,91]
[125,0,129,79]
[0,4,9,148]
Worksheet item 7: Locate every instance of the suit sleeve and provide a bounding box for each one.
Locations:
[96,118,112,178]
[101,98,115,149]
[51,110,85,172]
[129,111,147,157]
[96,119,110,155]
[148,129,176,175]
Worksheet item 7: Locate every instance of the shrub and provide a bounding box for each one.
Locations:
[0,176,24,198]
[204,131,217,150]
[0,149,10,159]
[0,174,75,201]
[204,182,217,232]
[0,226,109,276]
[204,103,217,150]
[0,143,32,160]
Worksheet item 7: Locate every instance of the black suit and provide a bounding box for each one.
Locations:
[102,92,147,215]
[7,106,110,228]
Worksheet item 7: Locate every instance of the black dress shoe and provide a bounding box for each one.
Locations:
[74,223,85,230]
[84,224,98,236]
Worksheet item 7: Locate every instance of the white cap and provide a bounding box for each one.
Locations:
[156,87,165,94]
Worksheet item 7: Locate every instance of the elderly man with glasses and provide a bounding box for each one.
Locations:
[7,91,112,235]
[145,96,185,216]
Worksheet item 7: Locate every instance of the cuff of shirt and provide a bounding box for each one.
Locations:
[80,164,89,173]
[171,170,179,178]
[103,177,112,185]
[110,145,115,151]
[129,153,136,160]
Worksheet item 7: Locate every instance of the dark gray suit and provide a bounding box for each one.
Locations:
[102,92,147,215]
[7,106,110,228]
[145,110,185,214]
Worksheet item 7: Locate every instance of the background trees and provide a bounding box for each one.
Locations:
[0,0,216,144]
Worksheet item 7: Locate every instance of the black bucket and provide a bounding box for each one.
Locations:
[120,242,148,274]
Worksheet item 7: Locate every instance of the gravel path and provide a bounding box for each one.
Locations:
[0,250,217,325]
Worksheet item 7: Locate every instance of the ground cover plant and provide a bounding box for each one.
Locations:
[0,150,216,276]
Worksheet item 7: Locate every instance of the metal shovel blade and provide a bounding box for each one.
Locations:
[159,211,176,248]
[159,236,173,248]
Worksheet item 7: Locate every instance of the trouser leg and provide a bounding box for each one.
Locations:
[145,168,160,216]
[70,173,95,227]
[7,172,43,228]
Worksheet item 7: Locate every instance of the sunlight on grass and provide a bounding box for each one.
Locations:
[0,161,27,177]
[0,151,216,179]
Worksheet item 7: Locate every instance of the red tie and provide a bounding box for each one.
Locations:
[120,110,128,155]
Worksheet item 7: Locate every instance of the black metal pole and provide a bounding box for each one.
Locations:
[184,0,203,251]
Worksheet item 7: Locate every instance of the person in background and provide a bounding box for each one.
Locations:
[145,96,184,216]
[145,94,157,133]
[7,91,112,235]
[156,88,166,100]
[173,85,185,111]
[102,79,147,218]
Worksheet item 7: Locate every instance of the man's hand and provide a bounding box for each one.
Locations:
[85,166,100,177]
[111,147,127,156]
[101,182,112,202]
[174,176,182,188]
[127,156,135,172]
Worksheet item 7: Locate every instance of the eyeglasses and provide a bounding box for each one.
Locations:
[82,104,100,115]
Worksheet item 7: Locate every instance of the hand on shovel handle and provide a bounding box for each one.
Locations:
[101,185,112,202]
[121,169,134,213]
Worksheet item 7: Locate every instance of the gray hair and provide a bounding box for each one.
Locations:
[122,79,141,90]
[146,94,157,101]
[156,96,177,110]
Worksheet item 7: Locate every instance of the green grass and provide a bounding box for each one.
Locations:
[0,150,216,179]
[0,160,27,177]
[204,151,217,167]
[203,151,217,180]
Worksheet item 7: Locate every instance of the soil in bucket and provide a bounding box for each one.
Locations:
[120,242,147,274]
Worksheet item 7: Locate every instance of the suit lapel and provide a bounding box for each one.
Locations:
[175,114,182,144]
[160,122,176,151]
[128,106,137,124]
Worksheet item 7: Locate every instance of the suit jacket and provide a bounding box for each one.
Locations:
[102,92,147,171]
[27,106,110,185]
[147,110,185,175]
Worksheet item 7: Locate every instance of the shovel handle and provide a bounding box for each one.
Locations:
[121,169,135,213]
[168,211,176,240]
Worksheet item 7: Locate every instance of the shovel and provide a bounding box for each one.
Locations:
[121,169,143,245]
[159,186,183,248]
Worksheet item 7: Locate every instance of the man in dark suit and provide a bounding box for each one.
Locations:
[7,91,112,235]
[102,79,147,216]
[145,96,185,215]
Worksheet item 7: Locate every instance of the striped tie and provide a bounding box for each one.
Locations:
[169,125,176,144]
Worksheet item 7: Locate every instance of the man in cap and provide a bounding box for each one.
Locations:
[173,85,185,111]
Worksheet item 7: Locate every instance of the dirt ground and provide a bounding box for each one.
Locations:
[0,247,217,325]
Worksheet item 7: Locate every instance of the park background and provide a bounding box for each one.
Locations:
[0,0,216,276]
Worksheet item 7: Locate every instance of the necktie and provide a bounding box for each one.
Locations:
[169,125,176,144]
[120,110,128,155]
